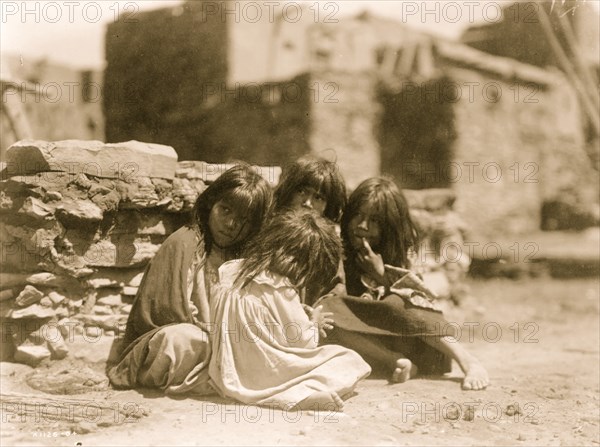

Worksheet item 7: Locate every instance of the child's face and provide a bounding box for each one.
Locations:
[289,186,327,216]
[208,199,251,248]
[348,203,382,251]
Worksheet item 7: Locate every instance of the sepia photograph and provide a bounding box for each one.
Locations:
[1,0,599,445]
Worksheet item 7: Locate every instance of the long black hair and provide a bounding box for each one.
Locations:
[341,177,419,268]
[236,209,342,293]
[193,163,272,255]
[274,155,347,223]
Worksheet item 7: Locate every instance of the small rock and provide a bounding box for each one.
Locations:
[445,406,460,420]
[44,191,63,201]
[10,304,55,319]
[85,326,103,338]
[15,285,44,307]
[18,197,53,219]
[47,335,69,360]
[505,404,522,416]
[14,345,51,366]
[463,405,475,422]
[97,294,123,307]
[55,198,103,223]
[122,286,138,296]
[47,291,66,305]
[54,306,69,319]
[87,278,119,288]
[517,433,527,441]
[69,299,83,311]
[39,296,53,307]
[92,305,113,315]
[72,421,97,434]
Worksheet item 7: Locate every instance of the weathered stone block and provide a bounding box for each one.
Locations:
[10,304,56,319]
[5,140,178,180]
[15,285,44,307]
[14,344,51,366]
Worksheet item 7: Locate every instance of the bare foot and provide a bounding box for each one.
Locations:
[461,361,489,390]
[294,391,344,412]
[391,358,418,383]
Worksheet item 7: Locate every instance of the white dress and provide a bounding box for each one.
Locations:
[208,260,371,408]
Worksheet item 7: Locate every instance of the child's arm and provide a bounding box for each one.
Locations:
[358,239,438,302]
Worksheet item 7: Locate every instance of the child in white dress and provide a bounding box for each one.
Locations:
[209,210,371,411]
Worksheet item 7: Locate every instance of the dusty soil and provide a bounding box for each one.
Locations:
[1,276,599,446]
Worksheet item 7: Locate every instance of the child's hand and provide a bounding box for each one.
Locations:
[356,238,386,284]
[309,305,335,339]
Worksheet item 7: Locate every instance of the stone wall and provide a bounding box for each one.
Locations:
[0,139,468,366]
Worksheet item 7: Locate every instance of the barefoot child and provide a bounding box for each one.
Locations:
[274,155,348,304]
[209,210,371,410]
[107,164,272,395]
[321,177,489,390]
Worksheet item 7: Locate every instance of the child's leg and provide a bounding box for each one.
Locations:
[333,329,418,383]
[421,336,489,390]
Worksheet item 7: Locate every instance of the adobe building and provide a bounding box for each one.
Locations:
[104,1,598,238]
[0,54,104,161]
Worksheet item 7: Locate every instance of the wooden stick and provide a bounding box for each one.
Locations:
[555,5,599,109]
[537,5,600,136]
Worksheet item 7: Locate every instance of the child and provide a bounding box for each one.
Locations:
[107,164,272,396]
[273,155,348,304]
[209,210,371,410]
[274,155,346,223]
[321,177,489,391]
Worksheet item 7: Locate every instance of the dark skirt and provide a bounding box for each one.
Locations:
[321,294,456,375]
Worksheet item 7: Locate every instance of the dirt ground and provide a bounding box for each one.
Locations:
[1,276,599,447]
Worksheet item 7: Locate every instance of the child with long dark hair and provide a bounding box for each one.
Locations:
[209,210,371,410]
[322,177,489,390]
[107,164,272,395]
[274,154,346,223]
[273,155,347,305]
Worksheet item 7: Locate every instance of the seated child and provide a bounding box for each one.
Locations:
[321,177,489,390]
[209,210,371,410]
[273,154,348,304]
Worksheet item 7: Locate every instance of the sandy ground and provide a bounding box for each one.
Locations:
[1,276,599,447]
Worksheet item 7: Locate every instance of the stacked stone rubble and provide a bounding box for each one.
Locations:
[0,140,206,365]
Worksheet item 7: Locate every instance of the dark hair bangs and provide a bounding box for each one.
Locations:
[221,187,263,228]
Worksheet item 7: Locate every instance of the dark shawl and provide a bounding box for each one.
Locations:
[118,225,203,359]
